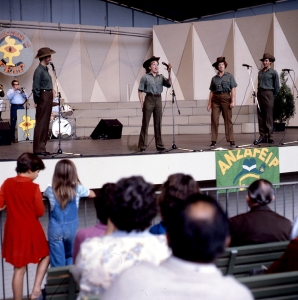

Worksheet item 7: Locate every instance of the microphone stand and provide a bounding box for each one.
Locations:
[165,87,195,153]
[241,66,260,147]
[50,62,82,157]
[22,90,32,141]
[281,70,298,145]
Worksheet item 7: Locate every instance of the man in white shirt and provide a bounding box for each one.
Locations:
[7,80,28,142]
[103,193,253,300]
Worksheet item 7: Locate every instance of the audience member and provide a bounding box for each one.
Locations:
[103,193,253,300]
[71,176,170,298]
[150,173,200,234]
[44,159,96,267]
[0,153,49,300]
[72,183,116,261]
[229,179,292,247]
[267,237,298,274]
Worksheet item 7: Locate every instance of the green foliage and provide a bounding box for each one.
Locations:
[274,71,296,123]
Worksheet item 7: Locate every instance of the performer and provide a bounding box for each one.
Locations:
[256,53,280,144]
[7,80,28,143]
[32,47,56,155]
[0,83,4,122]
[138,56,172,152]
[207,57,237,148]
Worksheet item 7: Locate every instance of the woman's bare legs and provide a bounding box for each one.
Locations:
[12,266,26,300]
[30,255,50,299]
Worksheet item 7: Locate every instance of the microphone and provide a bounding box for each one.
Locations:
[282,69,293,72]
[50,62,55,70]
[162,62,169,69]
[242,64,252,68]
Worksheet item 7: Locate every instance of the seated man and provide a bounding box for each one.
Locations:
[229,179,292,247]
[103,193,253,300]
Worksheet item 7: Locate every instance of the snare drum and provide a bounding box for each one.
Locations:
[51,117,72,138]
[61,104,73,117]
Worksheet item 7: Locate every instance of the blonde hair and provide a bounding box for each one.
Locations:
[52,159,80,209]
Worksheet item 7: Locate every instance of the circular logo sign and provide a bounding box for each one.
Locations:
[0,29,34,76]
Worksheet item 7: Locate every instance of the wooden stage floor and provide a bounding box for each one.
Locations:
[0,128,297,161]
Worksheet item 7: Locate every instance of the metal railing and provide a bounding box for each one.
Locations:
[1,181,298,299]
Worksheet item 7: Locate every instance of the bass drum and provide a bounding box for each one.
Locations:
[51,117,72,138]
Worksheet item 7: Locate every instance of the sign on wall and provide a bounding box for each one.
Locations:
[0,29,34,76]
[17,108,35,141]
[216,147,280,191]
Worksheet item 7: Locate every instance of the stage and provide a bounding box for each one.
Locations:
[0,129,298,192]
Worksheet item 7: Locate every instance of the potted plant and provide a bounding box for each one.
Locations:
[273,71,296,131]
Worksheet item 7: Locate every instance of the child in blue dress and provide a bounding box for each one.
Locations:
[44,159,95,267]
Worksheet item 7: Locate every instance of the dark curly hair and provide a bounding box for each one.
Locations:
[16,152,45,173]
[108,176,157,232]
[248,179,274,206]
[159,173,200,225]
[94,183,116,225]
[214,61,228,70]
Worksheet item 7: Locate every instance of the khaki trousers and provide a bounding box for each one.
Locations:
[256,89,274,139]
[33,90,53,153]
[138,95,164,149]
[211,93,234,142]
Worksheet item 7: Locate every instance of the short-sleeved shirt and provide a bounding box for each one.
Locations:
[32,64,53,103]
[138,72,171,94]
[209,72,237,93]
[258,68,280,97]
[44,184,89,211]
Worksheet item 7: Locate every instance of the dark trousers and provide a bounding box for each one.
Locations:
[257,89,274,139]
[211,93,234,142]
[10,104,24,140]
[138,95,164,149]
[33,90,53,153]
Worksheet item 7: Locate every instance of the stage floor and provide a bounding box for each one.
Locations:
[0,128,297,161]
[0,128,298,161]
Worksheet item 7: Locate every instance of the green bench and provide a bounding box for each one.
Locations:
[45,266,78,300]
[239,271,298,299]
[216,241,289,277]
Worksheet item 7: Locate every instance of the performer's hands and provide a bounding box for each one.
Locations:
[207,103,211,112]
[230,101,235,109]
[34,103,37,108]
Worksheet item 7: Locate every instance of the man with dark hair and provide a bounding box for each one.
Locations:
[229,179,291,247]
[256,53,280,144]
[138,56,172,152]
[7,79,28,142]
[103,193,253,300]
[32,47,56,155]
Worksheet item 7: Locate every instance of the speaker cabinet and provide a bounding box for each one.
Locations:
[90,119,123,140]
[0,122,11,145]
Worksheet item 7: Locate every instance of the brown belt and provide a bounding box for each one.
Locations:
[146,93,161,97]
[213,91,229,94]
[258,88,273,92]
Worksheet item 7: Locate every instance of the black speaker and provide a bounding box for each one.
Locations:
[0,122,11,145]
[90,119,123,140]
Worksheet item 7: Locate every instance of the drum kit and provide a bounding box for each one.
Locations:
[49,102,76,139]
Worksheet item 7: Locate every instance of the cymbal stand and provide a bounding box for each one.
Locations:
[281,70,298,145]
[165,88,195,152]
[50,62,82,157]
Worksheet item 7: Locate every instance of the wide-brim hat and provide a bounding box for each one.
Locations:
[212,56,226,67]
[143,56,160,69]
[34,47,56,59]
[260,53,275,62]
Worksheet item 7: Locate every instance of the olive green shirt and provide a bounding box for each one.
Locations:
[258,68,280,97]
[209,72,237,93]
[32,64,53,104]
[138,72,171,94]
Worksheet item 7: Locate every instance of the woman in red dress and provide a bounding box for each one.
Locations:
[0,153,50,300]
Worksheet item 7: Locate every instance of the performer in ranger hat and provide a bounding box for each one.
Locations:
[256,53,280,144]
[32,47,56,155]
[138,56,172,152]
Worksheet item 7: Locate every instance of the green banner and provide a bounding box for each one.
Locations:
[216,147,280,191]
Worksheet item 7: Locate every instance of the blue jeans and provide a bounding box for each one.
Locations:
[10,104,24,140]
[48,219,78,267]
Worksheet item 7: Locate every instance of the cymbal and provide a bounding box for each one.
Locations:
[52,102,59,106]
